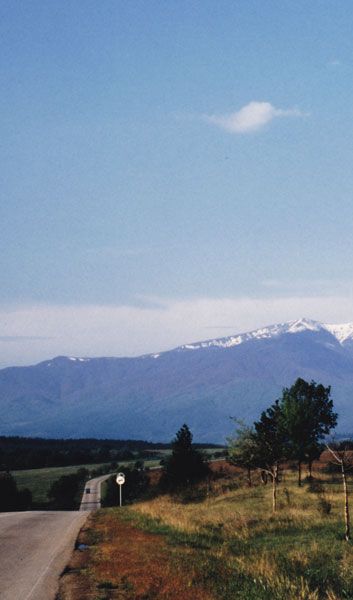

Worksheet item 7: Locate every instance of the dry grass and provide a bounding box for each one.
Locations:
[126,467,353,599]
[86,510,213,599]
[136,469,338,536]
[62,463,353,599]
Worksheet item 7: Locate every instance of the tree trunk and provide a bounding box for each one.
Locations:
[247,466,252,487]
[272,465,278,513]
[325,444,351,542]
[341,463,350,541]
[260,470,268,485]
[298,460,302,487]
[308,460,313,481]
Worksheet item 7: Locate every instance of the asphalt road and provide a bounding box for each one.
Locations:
[0,510,88,600]
[0,473,114,600]
[79,473,113,511]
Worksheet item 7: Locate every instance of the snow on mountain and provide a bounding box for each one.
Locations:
[178,318,353,352]
[40,319,353,362]
[2,317,353,442]
[324,322,353,344]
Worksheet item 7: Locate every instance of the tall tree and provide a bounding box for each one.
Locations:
[253,400,287,512]
[160,424,210,493]
[279,379,337,486]
[227,419,260,487]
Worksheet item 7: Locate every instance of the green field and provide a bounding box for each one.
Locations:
[12,458,162,505]
[11,448,223,506]
[13,463,103,505]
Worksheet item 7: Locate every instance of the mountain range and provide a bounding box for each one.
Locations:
[1,318,353,443]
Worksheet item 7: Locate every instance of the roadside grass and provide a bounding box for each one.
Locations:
[86,509,214,600]
[85,467,353,600]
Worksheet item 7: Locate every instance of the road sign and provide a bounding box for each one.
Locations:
[116,473,125,506]
[116,473,125,485]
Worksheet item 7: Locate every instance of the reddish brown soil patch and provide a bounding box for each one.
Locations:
[209,459,241,475]
[147,459,239,486]
[89,512,212,599]
[58,511,212,600]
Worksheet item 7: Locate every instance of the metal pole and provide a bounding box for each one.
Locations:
[116,473,125,507]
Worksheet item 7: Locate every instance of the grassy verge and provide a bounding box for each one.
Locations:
[79,466,353,600]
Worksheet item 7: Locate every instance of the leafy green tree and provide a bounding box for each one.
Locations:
[47,468,88,510]
[253,400,287,512]
[48,474,80,510]
[279,379,337,486]
[160,424,210,494]
[227,419,260,486]
[0,472,32,511]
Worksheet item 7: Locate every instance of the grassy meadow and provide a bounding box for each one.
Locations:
[83,463,353,600]
[12,457,165,505]
[13,462,122,505]
[13,463,100,505]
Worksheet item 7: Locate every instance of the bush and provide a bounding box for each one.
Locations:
[47,468,88,510]
[102,465,150,506]
[159,424,211,496]
[0,472,32,511]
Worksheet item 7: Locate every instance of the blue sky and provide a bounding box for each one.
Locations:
[1,1,353,367]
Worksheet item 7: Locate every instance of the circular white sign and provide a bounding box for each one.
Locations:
[116,472,125,485]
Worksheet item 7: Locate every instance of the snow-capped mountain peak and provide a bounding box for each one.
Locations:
[178,318,353,352]
[286,318,322,333]
[324,322,353,345]
[4,316,353,442]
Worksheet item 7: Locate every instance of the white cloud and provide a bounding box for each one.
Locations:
[0,294,353,368]
[204,101,303,133]
[327,60,341,68]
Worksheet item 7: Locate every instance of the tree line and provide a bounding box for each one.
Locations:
[0,436,217,471]
[0,437,160,470]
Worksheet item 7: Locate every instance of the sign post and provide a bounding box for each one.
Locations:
[116,472,125,507]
